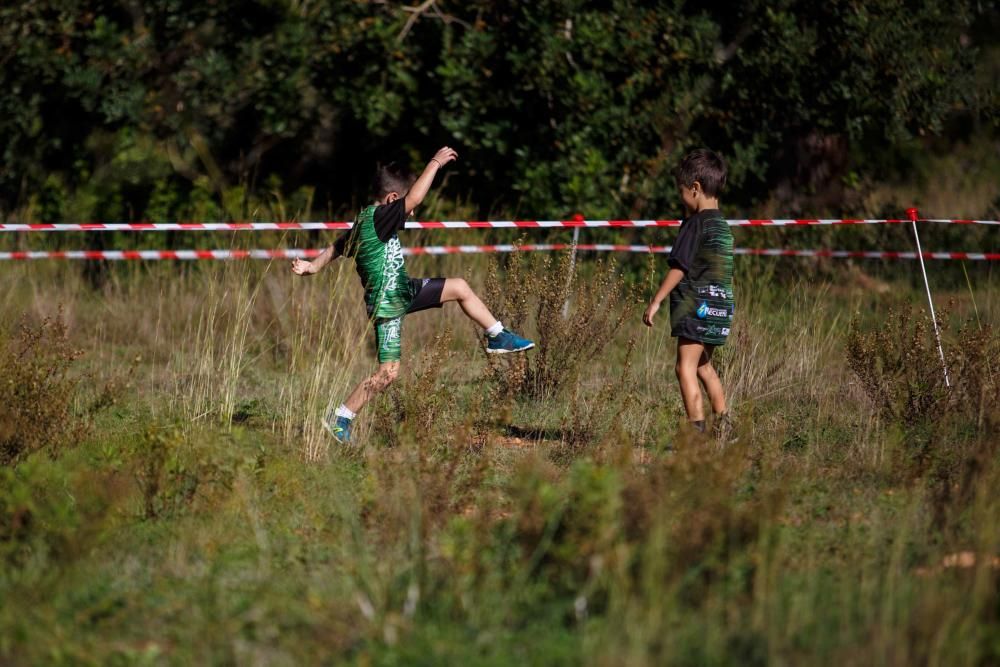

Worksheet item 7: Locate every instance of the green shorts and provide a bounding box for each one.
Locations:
[372,278,445,363]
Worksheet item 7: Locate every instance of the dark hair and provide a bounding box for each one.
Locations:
[372,162,414,199]
[674,148,727,197]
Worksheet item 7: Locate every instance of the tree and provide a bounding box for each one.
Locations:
[0,0,992,221]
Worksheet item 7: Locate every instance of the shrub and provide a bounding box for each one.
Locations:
[847,306,999,526]
[485,249,637,401]
[132,425,260,520]
[0,311,86,466]
[559,336,639,455]
[0,463,81,570]
[0,462,120,570]
[370,329,466,449]
[846,306,998,442]
[847,305,949,433]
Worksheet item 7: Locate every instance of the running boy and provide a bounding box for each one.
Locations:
[642,148,734,433]
[291,146,534,444]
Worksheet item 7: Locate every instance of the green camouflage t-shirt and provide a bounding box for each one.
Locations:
[667,209,735,346]
[334,200,414,318]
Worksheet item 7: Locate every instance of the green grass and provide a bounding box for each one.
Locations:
[1,255,998,666]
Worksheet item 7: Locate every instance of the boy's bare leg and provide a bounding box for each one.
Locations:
[440,278,499,329]
[696,347,727,415]
[343,361,400,413]
[675,338,706,423]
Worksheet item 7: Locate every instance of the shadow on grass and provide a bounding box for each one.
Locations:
[503,424,569,442]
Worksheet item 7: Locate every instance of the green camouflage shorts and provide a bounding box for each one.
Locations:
[369,278,446,364]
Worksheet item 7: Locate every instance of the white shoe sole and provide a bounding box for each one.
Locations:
[486,342,535,354]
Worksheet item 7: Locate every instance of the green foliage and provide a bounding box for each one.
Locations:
[558,336,639,454]
[372,330,465,449]
[0,460,118,573]
[0,1,993,221]
[0,463,76,567]
[131,424,262,520]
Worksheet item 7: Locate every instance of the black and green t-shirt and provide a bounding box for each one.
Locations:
[667,208,735,346]
[334,199,414,318]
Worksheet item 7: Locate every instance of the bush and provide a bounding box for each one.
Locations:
[1,3,987,219]
[371,329,464,449]
[132,425,261,520]
[847,306,1000,527]
[485,250,637,400]
[0,312,86,466]
[559,336,639,455]
[0,462,119,570]
[847,306,998,444]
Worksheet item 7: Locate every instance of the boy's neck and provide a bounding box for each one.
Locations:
[687,197,720,214]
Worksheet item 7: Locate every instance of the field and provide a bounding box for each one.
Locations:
[2,0,998,663]
[1,245,998,665]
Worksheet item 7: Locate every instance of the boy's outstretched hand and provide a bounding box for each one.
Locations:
[430,146,458,168]
[291,258,318,276]
[642,301,659,327]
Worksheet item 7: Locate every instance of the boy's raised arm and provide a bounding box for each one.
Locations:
[404,146,458,214]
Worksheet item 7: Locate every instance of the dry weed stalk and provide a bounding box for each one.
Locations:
[485,249,637,402]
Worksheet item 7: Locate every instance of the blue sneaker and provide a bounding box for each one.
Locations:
[486,328,535,354]
[322,414,353,444]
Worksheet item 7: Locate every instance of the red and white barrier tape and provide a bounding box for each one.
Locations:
[408,244,1000,260]
[1,245,997,261]
[0,249,320,260]
[1,218,998,232]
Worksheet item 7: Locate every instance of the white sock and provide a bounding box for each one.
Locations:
[486,321,504,338]
[335,404,356,420]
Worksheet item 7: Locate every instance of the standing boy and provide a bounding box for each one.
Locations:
[642,148,734,433]
[291,146,534,444]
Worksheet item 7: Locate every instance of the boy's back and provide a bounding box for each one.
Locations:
[335,199,413,318]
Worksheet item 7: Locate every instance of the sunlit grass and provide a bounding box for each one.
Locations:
[0,254,997,665]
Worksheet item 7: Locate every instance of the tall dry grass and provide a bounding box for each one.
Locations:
[0,249,998,665]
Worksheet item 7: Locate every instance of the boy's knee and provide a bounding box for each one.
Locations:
[676,363,697,380]
[380,364,400,384]
[452,278,471,297]
[369,364,399,389]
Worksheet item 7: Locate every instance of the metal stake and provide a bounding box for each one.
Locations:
[563,218,581,318]
[907,207,951,387]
